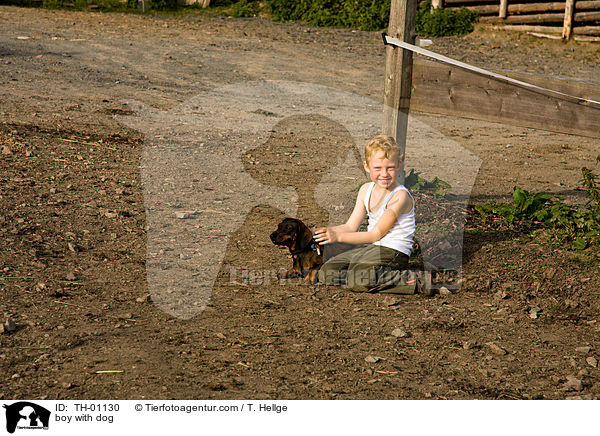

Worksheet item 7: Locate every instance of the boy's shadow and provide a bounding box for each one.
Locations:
[215,114,364,291]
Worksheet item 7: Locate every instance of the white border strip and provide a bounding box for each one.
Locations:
[382,33,600,107]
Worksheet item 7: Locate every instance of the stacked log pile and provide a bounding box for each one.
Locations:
[442,0,600,39]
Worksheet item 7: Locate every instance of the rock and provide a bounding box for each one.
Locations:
[136,294,151,303]
[438,286,452,296]
[586,357,598,368]
[529,307,541,319]
[67,242,77,253]
[365,355,381,363]
[65,272,76,281]
[3,318,17,333]
[564,299,579,309]
[564,375,583,392]
[175,212,191,219]
[494,290,508,300]
[391,328,411,338]
[485,342,507,356]
[462,340,480,350]
[383,296,401,307]
[215,332,226,340]
[543,267,556,279]
[575,346,592,354]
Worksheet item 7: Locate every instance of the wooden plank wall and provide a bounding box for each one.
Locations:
[440,0,600,38]
[410,58,600,138]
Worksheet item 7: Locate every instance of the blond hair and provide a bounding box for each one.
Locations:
[365,134,401,164]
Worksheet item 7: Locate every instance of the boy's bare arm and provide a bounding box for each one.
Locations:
[314,190,412,245]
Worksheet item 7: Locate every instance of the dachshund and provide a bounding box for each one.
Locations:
[270,217,323,284]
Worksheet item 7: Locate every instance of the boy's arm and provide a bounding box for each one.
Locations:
[316,190,412,245]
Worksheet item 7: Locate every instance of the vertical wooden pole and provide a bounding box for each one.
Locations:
[499,0,508,18]
[563,0,575,39]
[383,0,418,184]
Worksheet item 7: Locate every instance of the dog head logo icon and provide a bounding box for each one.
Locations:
[3,402,50,434]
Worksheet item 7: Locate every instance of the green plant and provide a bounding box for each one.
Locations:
[230,0,261,17]
[149,0,177,10]
[416,0,479,37]
[265,0,390,31]
[404,168,451,197]
[476,159,600,250]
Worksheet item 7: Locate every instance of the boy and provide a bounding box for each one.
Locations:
[313,134,415,293]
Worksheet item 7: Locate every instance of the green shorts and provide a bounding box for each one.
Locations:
[318,244,415,294]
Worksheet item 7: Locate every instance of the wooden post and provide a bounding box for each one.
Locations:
[563,0,575,39]
[499,0,508,18]
[383,0,418,184]
[431,0,442,11]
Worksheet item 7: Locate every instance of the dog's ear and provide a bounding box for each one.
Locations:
[294,219,313,251]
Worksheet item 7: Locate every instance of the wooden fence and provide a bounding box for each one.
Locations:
[438,0,600,40]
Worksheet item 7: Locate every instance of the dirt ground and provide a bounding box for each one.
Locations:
[1,6,600,400]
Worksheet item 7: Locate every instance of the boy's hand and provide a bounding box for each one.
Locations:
[313,227,337,245]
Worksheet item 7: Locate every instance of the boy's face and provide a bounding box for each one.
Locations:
[364,151,401,189]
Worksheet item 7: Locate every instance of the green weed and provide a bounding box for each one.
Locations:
[416,0,479,37]
[475,159,600,250]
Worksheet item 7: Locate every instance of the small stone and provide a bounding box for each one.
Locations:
[11,373,20,379]
[175,212,191,219]
[65,272,76,281]
[462,340,480,350]
[365,355,381,363]
[215,332,226,340]
[136,294,151,303]
[383,296,401,307]
[391,328,410,338]
[564,299,579,309]
[575,346,592,354]
[564,375,583,392]
[439,286,452,296]
[494,290,508,300]
[543,267,556,279]
[485,342,507,356]
[67,242,77,252]
[3,318,17,333]
[586,357,598,368]
[529,307,541,319]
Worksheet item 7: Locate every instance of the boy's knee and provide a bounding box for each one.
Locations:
[346,265,377,292]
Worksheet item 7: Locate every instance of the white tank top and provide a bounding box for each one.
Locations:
[364,182,415,256]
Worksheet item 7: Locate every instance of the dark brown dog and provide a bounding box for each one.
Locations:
[270,218,323,284]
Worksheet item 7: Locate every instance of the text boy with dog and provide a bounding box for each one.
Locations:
[313,134,416,293]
